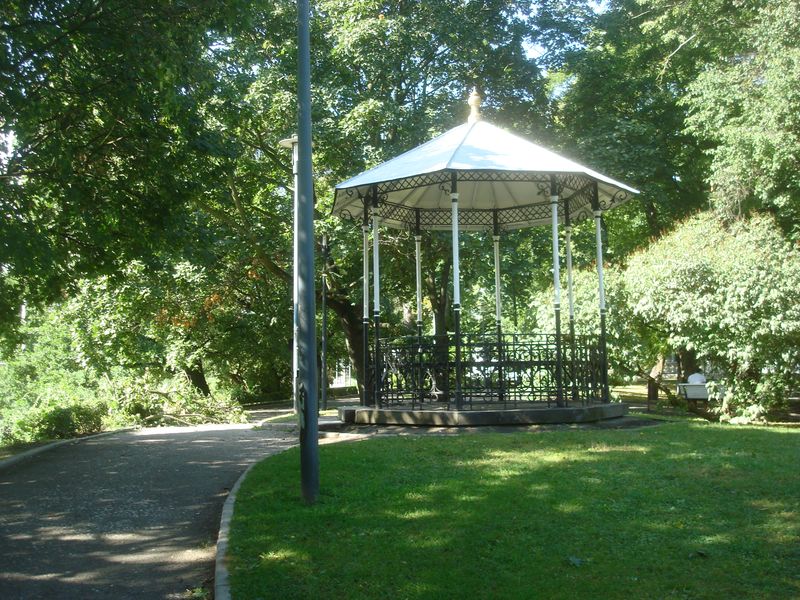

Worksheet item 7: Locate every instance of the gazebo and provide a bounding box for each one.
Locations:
[333,91,638,425]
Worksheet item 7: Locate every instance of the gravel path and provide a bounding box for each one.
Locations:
[0,424,296,599]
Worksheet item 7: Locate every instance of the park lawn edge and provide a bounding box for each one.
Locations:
[228,422,799,600]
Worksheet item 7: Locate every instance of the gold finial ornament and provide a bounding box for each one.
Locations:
[467,88,482,124]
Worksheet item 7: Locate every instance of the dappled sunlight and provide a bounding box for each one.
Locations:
[555,501,582,514]
[455,493,483,503]
[260,548,309,564]
[748,499,799,543]
[398,508,438,520]
[527,482,552,494]
[229,424,800,599]
[694,532,735,546]
[587,442,649,454]
[666,449,709,460]
[132,423,255,437]
[579,476,603,486]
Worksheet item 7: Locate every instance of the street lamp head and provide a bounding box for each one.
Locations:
[279,135,299,148]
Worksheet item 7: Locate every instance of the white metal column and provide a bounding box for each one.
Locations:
[594,206,609,402]
[451,186,462,408]
[564,220,577,404]
[372,210,382,406]
[415,234,423,332]
[493,234,502,328]
[451,193,461,308]
[550,197,562,310]
[551,185,564,406]
[363,225,370,323]
[373,215,381,315]
[361,219,369,406]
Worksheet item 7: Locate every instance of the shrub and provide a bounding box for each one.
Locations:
[28,402,106,439]
[626,212,800,420]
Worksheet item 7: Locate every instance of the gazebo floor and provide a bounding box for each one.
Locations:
[339,402,626,427]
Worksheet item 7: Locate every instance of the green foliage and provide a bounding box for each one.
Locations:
[682,1,800,230]
[3,0,798,428]
[557,0,708,251]
[26,403,106,441]
[0,302,245,446]
[531,212,800,419]
[529,263,663,385]
[638,0,800,233]
[625,212,800,419]
[0,0,261,328]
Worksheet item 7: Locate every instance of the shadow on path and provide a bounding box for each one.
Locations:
[0,425,296,599]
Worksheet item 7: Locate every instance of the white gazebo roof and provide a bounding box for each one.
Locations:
[333,117,638,231]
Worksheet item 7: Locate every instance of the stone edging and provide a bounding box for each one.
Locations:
[0,428,138,473]
[213,457,261,600]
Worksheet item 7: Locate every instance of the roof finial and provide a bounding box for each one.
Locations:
[467,88,482,124]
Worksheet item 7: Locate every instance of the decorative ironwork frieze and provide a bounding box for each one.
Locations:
[335,171,631,232]
[373,332,604,409]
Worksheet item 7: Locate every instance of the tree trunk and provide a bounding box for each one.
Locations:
[678,348,700,382]
[649,355,666,382]
[426,247,451,399]
[183,361,211,396]
[328,296,367,397]
[640,196,661,237]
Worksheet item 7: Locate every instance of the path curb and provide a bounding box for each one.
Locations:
[214,431,372,600]
[214,457,261,600]
[0,428,137,473]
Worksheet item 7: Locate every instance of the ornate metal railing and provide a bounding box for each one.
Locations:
[372,333,605,410]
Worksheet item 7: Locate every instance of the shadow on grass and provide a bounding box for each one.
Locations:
[230,423,799,600]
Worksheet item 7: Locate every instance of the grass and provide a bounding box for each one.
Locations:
[228,422,799,599]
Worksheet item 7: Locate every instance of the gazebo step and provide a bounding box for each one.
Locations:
[338,403,626,427]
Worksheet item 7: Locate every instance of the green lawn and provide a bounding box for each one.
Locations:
[228,422,799,599]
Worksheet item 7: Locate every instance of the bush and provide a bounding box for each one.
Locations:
[28,402,106,440]
[530,211,800,421]
[0,304,246,447]
[626,212,800,420]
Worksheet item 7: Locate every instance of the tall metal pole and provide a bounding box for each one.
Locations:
[550,175,564,407]
[414,224,424,407]
[493,234,502,331]
[296,0,318,504]
[415,231,423,340]
[493,211,504,404]
[321,233,328,411]
[564,199,578,405]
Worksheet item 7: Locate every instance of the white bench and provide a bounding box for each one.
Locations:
[677,383,709,401]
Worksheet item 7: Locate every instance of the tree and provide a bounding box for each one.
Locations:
[639,0,800,234]
[625,212,800,420]
[0,0,262,332]
[556,0,708,256]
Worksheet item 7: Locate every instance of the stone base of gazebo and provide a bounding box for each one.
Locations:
[339,403,626,427]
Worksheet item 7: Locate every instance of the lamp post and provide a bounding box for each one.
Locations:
[296,0,318,504]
